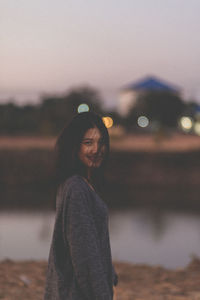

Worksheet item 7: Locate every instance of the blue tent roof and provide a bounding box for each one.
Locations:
[122,76,180,93]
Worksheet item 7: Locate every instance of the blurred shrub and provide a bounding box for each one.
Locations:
[124,91,185,131]
[0,86,105,136]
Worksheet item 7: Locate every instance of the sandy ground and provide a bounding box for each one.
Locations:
[1,258,200,300]
[0,133,200,152]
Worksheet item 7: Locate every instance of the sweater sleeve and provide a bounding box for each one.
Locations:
[63,185,113,300]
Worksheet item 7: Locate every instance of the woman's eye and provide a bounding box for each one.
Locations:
[83,141,92,145]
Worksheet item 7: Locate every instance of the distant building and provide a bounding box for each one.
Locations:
[118,75,181,116]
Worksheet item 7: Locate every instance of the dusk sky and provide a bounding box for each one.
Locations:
[1,0,200,108]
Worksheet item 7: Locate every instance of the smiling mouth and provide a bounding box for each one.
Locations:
[88,155,103,162]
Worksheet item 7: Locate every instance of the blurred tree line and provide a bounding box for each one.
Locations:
[0,86,109,135]
[0,85,198,135]
[124,91,185,131]
[122,91,199,134]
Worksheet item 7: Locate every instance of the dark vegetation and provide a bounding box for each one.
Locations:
[125,91,185,130]
[0,86,114,135]
[0,84,198,135]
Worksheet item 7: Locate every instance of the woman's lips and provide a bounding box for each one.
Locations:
[87,155,102,162]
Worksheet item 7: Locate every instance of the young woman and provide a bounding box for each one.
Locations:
[44,112,118,300]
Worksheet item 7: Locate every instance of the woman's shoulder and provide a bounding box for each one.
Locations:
[57,175,97,206]
[64,174,84,186]
[56,175,86,208]
[61,174,87,194]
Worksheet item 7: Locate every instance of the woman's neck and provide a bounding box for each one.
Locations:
[82,174,95,192]
[87,168,92,181]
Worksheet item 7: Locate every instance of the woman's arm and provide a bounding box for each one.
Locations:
[63,185,113,300]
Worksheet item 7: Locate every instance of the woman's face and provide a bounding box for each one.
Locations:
[78,127,106,169]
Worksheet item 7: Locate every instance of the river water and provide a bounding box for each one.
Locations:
[1,207,200,269]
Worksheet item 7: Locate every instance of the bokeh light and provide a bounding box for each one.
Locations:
[137,116,149,128]
[180,116,193,132]
[77,103,89,113]
[102,117,113,128]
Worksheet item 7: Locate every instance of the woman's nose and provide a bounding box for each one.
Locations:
[92,143,99,154]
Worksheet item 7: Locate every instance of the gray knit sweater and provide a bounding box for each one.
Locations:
[44,175,118,300]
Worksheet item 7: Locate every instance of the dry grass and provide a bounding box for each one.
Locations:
[111,133,200,152]
[0,133,200,152]
[0,136,56,150]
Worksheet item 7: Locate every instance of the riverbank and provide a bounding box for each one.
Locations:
[1,133,200,188]
[1,257,200,300]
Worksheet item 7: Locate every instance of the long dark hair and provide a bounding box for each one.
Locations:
[54,112,110,193]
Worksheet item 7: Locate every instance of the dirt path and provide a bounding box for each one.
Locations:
[1,258,200,300]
